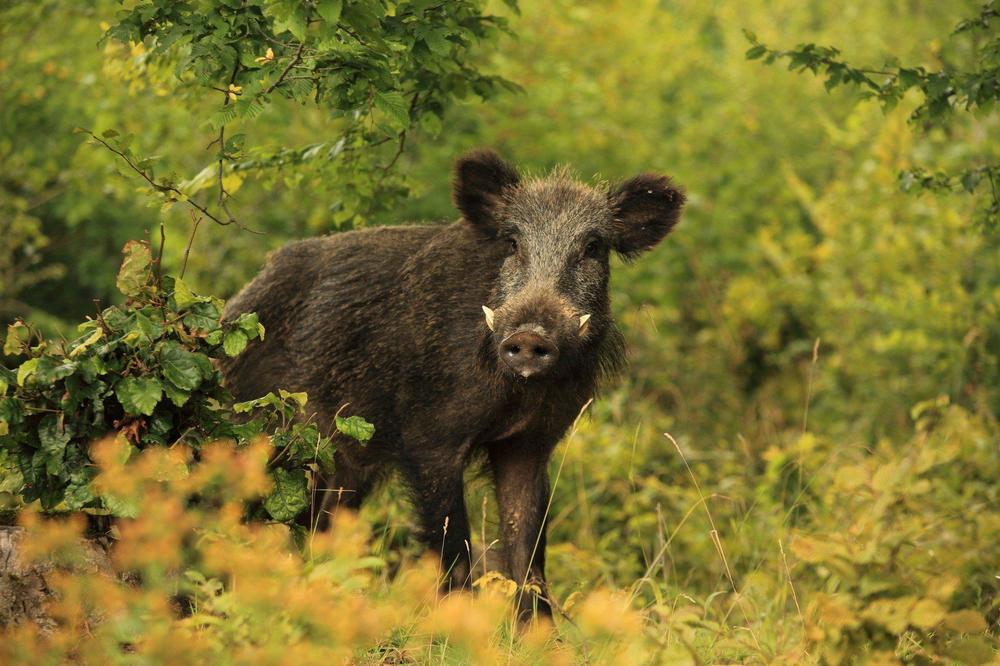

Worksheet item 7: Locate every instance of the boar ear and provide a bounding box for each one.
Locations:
[609,174,685,258]
[453,149,520,234]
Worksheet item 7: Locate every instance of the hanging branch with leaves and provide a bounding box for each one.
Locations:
[744,0,1000,231]
[96,0,519,230]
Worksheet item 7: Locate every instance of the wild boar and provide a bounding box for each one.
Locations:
[221,150,685,619]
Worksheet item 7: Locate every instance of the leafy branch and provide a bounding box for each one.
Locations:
[82,129,256,233]
[103,0,520,227]
[744,1,1000,231]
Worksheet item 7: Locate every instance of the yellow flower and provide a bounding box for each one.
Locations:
[227,84,243,101]
[254,47,275,64]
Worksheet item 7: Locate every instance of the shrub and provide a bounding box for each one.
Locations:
[0,241,371,525]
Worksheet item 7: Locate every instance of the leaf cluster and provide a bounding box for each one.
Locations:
[744,0,1000,231]
[787,401,999,664]
[100,0,520,228]
[0,241,372,523]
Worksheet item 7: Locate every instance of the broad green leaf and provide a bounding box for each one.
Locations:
[423,29,452,56]
[944,609,988,633]
[102,491,140,518]
[4,321,30,356]
[38,414,72,457]
[183,301,221,332]
[235,312,261,339]
[374,91,409,129]
[159,342,204,391]
[279,389,308,410]
[223,329,249,357]
[335,415,375,443]
[909,598,946,629]
[173,277,202,309]
[162,381,191,407]
[317,0,342,24]
[16,358,40,387]
[116,377,163,416]
[944,637,995,665]
[264,467,309,522]
[68,327,104,357]
[116,240,151,297]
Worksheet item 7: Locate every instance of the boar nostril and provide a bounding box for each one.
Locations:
[499,331,559,377]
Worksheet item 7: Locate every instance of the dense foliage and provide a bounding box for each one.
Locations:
[0,0,997,663]
[0,242,371,523]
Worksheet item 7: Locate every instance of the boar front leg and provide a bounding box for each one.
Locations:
[488,438,554,621]
[404,460,473,592]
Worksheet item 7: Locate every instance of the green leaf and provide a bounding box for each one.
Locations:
[116,377,163,416]
[159,341,204,391]
[183,301,221,332]
[264,467,309,522]
[317,0,342,24]
[162,381,191,407]
[335,415,375,443]
[235,312,262,339]
[116,240,152,297]
[423,29,452,56]
[102,491,140,518]
[944,636,995,665]
[31,357,77,385]
[173,277,202,309]
[278,388,308,410]
[374,91,410,129]
[4,321,30,356]
[38,414,72,457]
[961,170,982,193]
[16,358,40,387]
[223,329,249,357]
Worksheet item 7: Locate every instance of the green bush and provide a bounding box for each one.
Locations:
[0,241,371,523]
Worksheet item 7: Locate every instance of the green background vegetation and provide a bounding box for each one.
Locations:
[1,0,997,663]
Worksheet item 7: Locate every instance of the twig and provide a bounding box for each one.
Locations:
[802,338,821,433]
[180,212,202,279]
[154,222,166,290]
[86,131,255,232]
[778,538,806,628]
[377,131,407,172]
[263,41,306,95]
[217,59,241,222]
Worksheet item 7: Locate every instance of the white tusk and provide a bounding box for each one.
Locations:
[482,305,495,331]
[578,313,591,335]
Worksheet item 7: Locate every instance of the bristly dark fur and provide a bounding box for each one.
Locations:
[221,149,684,621]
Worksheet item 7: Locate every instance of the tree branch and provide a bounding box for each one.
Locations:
[86,131,257,233]
[264,41,306,96]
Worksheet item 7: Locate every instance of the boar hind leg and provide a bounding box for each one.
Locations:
[488,438,554,621]
[403,460,473,592]
[309,459,373,532]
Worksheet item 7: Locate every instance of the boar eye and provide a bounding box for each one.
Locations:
[583,238,602,259]
[508,237,519,254]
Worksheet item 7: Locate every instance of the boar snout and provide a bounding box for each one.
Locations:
[499,330,559,378]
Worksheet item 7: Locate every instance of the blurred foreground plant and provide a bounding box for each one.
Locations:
[0,435,665,665]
